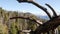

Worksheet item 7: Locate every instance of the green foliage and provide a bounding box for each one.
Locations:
[10,22,17,34]
[0,23,8,34]
[0,7,48,34]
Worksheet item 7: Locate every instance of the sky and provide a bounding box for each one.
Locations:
[0,0,60,16]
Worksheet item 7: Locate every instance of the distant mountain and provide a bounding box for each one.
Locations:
[40,16,49,20]
[36,15,49,20]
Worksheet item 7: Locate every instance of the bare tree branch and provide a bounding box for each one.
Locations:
[35,16,60,34]
[10,16,43,25]
[30,1,52,19]
[45,4,57,17]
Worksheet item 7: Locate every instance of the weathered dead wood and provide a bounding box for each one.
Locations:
[10,0,60,34]
[34,16,60,34]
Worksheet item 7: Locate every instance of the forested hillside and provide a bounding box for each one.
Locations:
[0,7,60,34]
[0,7,44,34]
